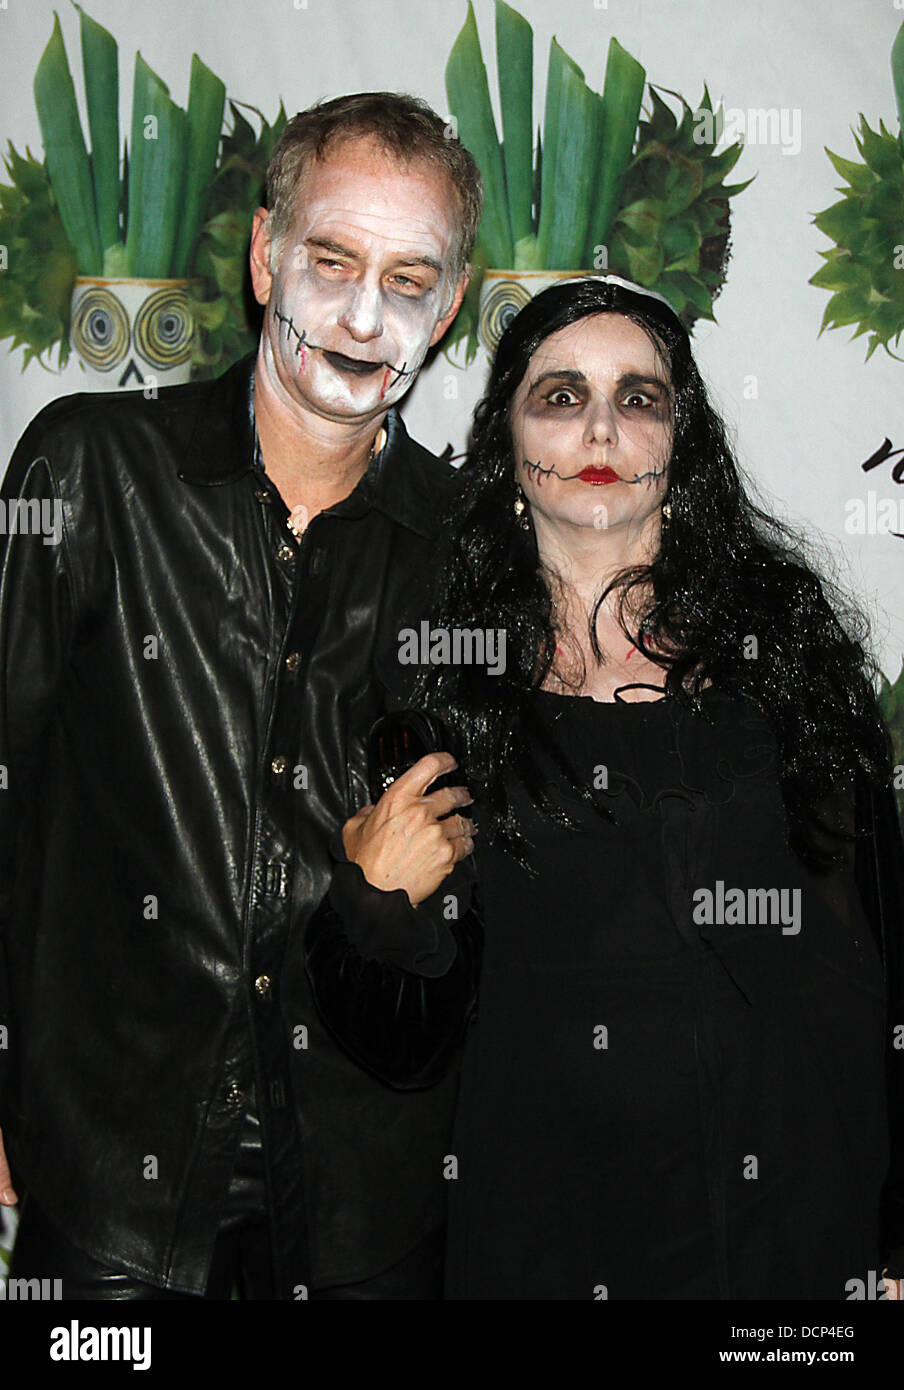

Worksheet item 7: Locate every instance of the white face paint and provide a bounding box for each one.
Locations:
[511,314,673,540]
[256,138,462,422]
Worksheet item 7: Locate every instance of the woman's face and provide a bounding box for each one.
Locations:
[510,312,674,539]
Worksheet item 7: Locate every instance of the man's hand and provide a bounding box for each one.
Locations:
[0,1126,17,1205]
[342,752,475,906]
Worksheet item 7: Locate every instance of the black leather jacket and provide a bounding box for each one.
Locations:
[0,353,464,1293]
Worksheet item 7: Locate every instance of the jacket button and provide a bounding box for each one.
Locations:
[225,1081,243,1107]
[254,488,271,502]
[285,651,301,672]
[271,756,287,775]
[276,544,295,563]
[255,974,272,998]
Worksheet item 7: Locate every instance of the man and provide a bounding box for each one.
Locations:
[0,91,481,1299]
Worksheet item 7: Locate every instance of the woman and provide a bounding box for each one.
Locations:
[305,276,904,1299]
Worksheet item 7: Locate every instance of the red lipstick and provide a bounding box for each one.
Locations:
[578,466,620,485]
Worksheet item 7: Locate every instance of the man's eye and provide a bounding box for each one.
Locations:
[390,275,423,293]
[317,259,345,271]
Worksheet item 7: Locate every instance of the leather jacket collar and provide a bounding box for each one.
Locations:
[178,353,448,541]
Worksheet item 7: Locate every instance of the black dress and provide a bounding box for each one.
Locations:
[305,686,903,1299]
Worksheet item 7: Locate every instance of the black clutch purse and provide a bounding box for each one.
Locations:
[366,709,462,805]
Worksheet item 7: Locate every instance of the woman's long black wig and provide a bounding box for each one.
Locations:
[414,278,892,868]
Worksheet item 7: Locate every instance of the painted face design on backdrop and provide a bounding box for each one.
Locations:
[258,138,462,421]
[511,313,674,536]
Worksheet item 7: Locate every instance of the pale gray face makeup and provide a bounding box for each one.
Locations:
[271,241,444,409]
[511,314,674,537]
[260,141,460,421]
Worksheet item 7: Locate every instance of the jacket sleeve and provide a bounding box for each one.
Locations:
[854,772,904,1276]
[0,433,76,1099]
[304,833,482,1091]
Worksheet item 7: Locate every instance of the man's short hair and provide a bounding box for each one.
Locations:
[265,92,483,285]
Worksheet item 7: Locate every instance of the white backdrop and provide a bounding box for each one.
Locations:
[1,0,903,678]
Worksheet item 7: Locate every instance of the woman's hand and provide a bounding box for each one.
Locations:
[342,752,476,906]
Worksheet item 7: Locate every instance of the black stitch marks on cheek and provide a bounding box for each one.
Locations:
[273,306,310,355]
[273,303,416,387]
[522,457,557,487]
[629,465,668,487]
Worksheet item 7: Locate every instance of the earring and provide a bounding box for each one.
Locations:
[661,501,672,528]
[514,488,530,529]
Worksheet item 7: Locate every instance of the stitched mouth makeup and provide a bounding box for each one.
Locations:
[273,306,416,391]
[522,457,667,487]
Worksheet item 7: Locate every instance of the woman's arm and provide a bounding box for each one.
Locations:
[305,854,481,1090]
[304,751,482,1090]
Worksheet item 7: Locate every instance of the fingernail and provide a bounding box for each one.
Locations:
[2,1189,17,1205]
